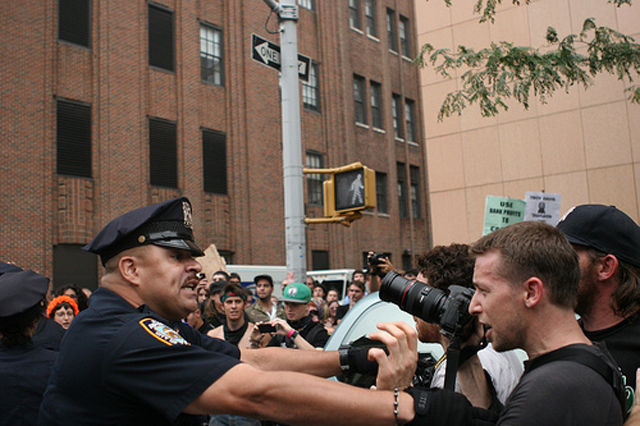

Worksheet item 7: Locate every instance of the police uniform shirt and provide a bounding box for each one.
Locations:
[39,287,242,425]
[0,343,57,426]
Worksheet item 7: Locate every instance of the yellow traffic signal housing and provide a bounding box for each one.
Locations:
[323,163,376,216]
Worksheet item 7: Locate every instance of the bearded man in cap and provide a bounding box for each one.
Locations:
[0,270,57,425]
[39,197,419,425]
[558,204,640,410]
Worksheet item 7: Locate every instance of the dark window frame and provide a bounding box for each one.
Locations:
[376,171,388,214]
[305,151,324,206]
[370,80,383,129]
[149,117,178,188]
[349,0,362,31]
[302,62,320,111]
[392,93,404,139]
[397,162,408,218]
[410,166,421,219]
[399,15,411,57]
[56,99,92,178]
[312,250,330,270]
[200,22,224,86]
[58,0,91,48]
[386,8,398,52]
[353,74,367,125]
[148,3,175,72]
[405,98,416,142]
[365,0,377,37]
[202,128,228,195]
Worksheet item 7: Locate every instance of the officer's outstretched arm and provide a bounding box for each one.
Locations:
[184,363,415,425]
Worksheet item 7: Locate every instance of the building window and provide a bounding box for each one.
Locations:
[149,118,177,188]
[57,100,91,178]
[312,250,330,270]
[399,15,411,57]
[148,4,174,71]
[370,81,383,129]
[353,74,367,125]
[397,163,407,218]
[365,0,377,37]
[302,62,320,111]
[298,0,314,10]
[410,166,421,218]
[386,8,397,52]
[203,129,227,194]
[58,0,91,47]
[306,152,324,206]
[349,0,362,30]
[405,99,416,142]
[200,24,223,86]
[53,244,98,290]
[392,93,403,139]
[376,172,388,214]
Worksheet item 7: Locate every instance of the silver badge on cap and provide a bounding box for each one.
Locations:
[182,201,193,229]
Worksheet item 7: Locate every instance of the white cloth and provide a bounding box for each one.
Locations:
[430,343,523,404]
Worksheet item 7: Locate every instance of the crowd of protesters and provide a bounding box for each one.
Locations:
[2,200,640,425]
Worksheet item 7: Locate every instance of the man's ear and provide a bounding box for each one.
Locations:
[118,255,142,287]
[522,277,544,308]
[596,254,619,281]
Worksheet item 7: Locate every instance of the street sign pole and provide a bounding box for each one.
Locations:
[263,0,307,283]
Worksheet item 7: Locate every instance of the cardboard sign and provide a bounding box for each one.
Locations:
[483,196,526,235]
[524,192,562,225]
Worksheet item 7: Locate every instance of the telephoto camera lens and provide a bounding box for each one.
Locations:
[379,271,448,324]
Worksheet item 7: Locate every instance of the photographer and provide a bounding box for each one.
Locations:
[252,282,329,350]
[371,247,520,409]
[394,222,625,426]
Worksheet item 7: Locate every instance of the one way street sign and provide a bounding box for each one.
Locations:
[251,34,310,82]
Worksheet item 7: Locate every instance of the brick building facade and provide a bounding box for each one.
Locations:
[1,0,429,288]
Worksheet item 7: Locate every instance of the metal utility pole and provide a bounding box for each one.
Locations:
[262,0,306,282]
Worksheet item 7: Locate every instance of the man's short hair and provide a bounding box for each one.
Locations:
[417,244,474,292]
[352,270,365,280]
[253,274,273,287]
[209,280,227,295]
[213,270,230,280]
[349,280,365,291]
[471,221,580,309]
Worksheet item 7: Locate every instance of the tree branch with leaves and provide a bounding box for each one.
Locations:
[417,0,640,120]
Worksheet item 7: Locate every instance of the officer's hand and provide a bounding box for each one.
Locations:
[368,321,417,391]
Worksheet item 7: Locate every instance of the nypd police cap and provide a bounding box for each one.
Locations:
[84,197,204,265]
[557,204,640,268]
[0,270,49,317]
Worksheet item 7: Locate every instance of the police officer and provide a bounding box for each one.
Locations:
[0,270,57,426]
[39,197,418,425]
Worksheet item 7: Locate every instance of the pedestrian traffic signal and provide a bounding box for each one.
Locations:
[323,163,376,216]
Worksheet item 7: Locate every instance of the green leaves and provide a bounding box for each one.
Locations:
[419,13,640,120]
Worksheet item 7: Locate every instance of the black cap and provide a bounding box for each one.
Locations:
[557,204,640,267]
[84,197,204,265]
[0,270,49,317]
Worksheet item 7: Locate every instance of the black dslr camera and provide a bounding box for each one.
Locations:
[366,252,389,277]
[379,271,475,340]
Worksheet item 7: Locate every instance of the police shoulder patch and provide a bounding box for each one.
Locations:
[139,318,190,346]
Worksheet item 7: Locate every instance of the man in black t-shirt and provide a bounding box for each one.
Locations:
[558,204,640,409]
[408,222,624,426]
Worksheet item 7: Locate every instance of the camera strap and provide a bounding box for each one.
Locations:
[444,338,461,391]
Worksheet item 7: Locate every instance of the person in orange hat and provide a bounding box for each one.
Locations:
[46,295,79,330]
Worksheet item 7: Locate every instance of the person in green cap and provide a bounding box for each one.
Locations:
[253,282,329,350]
